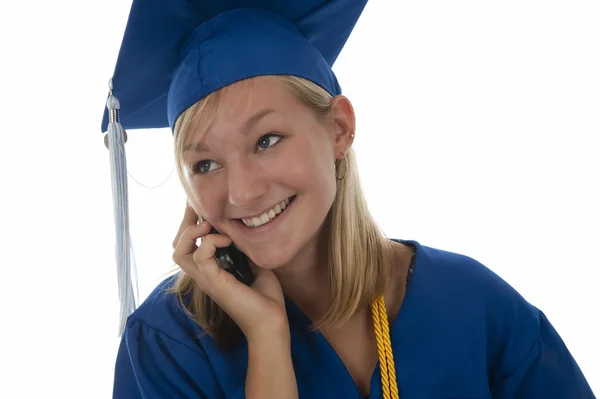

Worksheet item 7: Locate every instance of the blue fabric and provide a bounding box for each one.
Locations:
[100,0,368,132]
[113,240,595,398]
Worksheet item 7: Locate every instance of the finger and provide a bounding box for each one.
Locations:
[188,233,234,294]
[172,229,219,285]
[173,205,201,249]
[173,222,212,260]
[193,233,233,264]
[173,205,200,249]
[172,229,232,275]
[248,262,284,299]
[192,235,261,314]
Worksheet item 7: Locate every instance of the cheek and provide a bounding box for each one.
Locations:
[187,178,228,219]
[281,140,336,197]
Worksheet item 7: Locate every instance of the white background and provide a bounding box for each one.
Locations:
[0,0,598,397]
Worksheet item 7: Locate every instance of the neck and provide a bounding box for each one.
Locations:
[273,230,330,321]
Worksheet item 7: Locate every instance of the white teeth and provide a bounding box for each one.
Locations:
[241,197,294,228]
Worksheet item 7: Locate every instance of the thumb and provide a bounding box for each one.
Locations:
[250,263,285,305]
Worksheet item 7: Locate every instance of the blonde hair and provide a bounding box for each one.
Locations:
[171,75,394,349]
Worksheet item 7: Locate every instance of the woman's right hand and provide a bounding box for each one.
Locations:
[172,205,289,343]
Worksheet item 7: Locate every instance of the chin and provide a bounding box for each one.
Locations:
[245,243,299,270]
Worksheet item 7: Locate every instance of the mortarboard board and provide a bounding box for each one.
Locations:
[101,0,369,335]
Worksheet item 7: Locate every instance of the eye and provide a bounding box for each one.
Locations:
[256,133,282,151]
[193,160,220,174]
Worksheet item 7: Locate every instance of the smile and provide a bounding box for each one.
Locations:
[241,196,296,228]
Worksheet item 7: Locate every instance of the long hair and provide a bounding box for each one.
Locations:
[170,75,394,350]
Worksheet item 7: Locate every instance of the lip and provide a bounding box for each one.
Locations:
[236,196,296,235]
[238,196,295,220]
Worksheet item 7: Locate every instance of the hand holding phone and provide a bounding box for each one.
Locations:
[172,205,289,341]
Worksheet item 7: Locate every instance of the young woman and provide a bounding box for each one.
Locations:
[104,1,594,398]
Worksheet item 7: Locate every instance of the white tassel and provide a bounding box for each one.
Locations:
[105,79,138,336]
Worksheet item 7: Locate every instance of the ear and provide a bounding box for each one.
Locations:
[329,95,356,158]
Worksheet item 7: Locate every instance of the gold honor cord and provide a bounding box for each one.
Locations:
[371,296,399,399]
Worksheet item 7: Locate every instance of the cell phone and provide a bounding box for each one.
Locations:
[210,227,255,286]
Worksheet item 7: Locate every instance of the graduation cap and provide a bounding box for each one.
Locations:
[101,0,368,335]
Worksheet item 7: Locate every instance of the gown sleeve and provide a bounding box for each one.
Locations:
[113,319,246,399]
[490,310,595,399]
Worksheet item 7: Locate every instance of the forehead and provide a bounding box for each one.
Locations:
[215,76,298,119]
[183,77,305,152]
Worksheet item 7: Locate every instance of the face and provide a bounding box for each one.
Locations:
[183,77,354,269]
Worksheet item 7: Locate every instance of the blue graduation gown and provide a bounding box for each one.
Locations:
[113,240,595,398]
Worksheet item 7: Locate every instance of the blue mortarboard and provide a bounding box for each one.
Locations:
[101,0,368,335]
[102,0,369,132]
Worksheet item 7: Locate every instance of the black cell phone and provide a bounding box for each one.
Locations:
[210,227,255,286]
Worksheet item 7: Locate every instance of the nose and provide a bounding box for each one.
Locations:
[227,159,268,209]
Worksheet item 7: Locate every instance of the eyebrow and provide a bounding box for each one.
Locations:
[184,108,278,153]
[243,108,277,134]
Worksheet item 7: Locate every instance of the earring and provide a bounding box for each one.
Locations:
[335,153,348,180]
